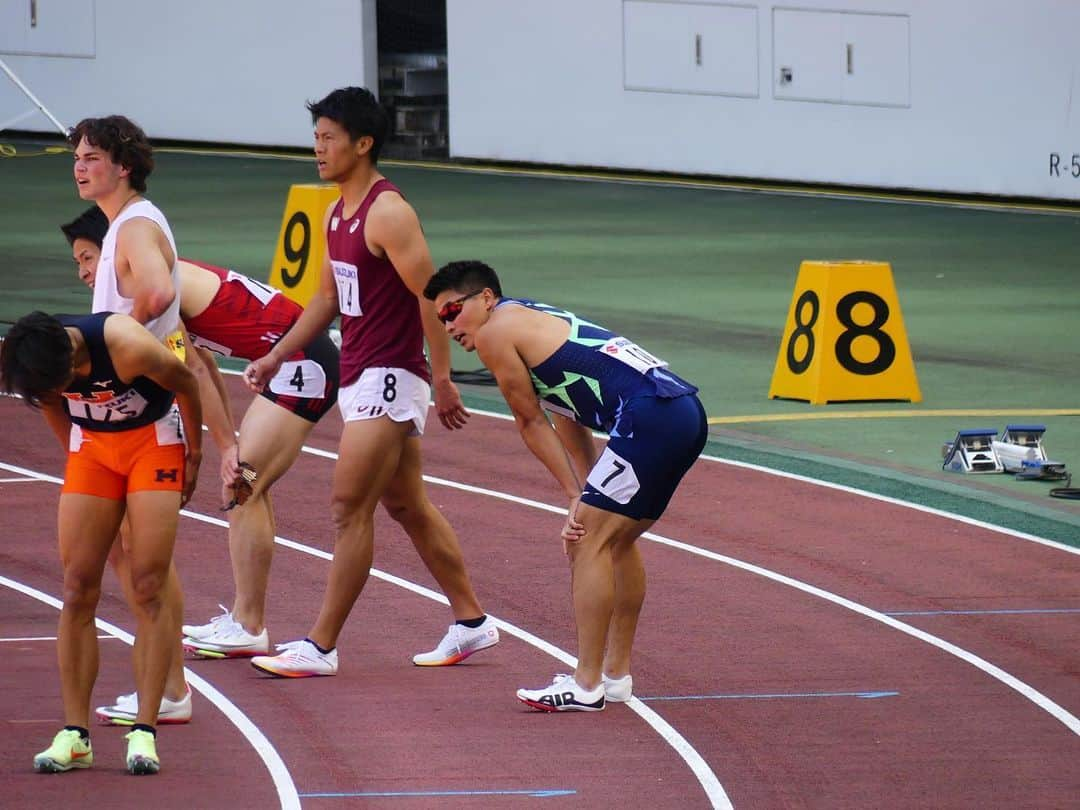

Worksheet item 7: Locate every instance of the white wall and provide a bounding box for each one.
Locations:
[0,0,377,147]
[447,0,1080,200]
[5,1,1078,200]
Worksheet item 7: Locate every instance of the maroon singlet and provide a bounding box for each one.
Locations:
[327,179,429,387]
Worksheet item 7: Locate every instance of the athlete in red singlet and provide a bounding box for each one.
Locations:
[245,86,498,678]
[62,207,341,722]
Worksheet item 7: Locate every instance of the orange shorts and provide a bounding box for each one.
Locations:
[62,415,186,500]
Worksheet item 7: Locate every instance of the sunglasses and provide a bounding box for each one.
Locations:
[436,290,483,324]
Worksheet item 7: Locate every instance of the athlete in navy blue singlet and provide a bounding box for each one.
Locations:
[425,260,707,714]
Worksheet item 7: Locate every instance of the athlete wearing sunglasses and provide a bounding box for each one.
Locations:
[425,260,707,714]
[436,290,483,324]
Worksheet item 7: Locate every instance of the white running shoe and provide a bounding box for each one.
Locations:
[602,673,633,702]
[412,616,500,666]
[183,616,269,659]
[516,673,606,712]
[251,639,338,678]
[181,604,232,641]
[95,687,193,725]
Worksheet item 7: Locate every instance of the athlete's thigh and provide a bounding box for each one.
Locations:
[236,395,315,489]
[57,492,125,579]
[123,490,182,576]
[379,435,426,511]
[334,416,413,510]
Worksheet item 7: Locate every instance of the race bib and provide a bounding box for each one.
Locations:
[585,447,641,505]
[64,388,150,424]
[269,358,328,399]
[599,337,666,374]
[332,260,362,317]
[226,270,281,306]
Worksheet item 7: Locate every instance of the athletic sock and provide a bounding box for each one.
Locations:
[456,615,486,629]
[305,637,335,655]
[131,723,156,737]
[64,725,89,742]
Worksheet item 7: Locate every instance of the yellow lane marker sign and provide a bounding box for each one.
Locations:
[769,261,921,405]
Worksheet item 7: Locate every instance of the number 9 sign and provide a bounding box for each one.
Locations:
[768,261,921,404]
[267,184,340,307]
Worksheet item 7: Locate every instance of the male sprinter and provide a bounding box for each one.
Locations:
[61,207,340,706]
[244,86,497,677]
[424,260,707,712]
[2,311,201,773]
[69,116,238,726]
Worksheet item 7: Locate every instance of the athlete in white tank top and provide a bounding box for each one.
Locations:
[93,199,182,340]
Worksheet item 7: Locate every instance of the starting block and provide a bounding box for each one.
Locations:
[942,429,1003,473]
[991,424,1049,473]
[992,424,1069,480]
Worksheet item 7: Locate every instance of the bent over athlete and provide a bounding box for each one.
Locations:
[2,311,201,774]
[425,260,708,712]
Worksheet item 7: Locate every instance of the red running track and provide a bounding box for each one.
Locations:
[0,378,1078,809]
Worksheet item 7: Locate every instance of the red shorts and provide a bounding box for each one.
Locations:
[62,415,186,500]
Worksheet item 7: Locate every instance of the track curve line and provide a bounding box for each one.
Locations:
[0,569,301,810]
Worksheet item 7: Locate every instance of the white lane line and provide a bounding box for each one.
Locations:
[274,437,1080,737]
[455,404,1079,556]
[0,635,115,642]
[0,460,731,809]
[0,574,301,809]
[0,464,300,810]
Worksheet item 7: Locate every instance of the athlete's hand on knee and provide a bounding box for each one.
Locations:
[220,443,241,488]
[561,495,586,553]
[433,378,470,430]
[221,462,257,511]
[243,355,278,393]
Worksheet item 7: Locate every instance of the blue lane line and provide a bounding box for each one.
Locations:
[885,608,1080,617]
[298,789,576,799]
[639,690,898,702]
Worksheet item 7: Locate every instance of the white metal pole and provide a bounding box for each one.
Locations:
[0,56,67,136]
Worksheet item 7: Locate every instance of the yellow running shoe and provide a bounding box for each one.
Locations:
[33,729,93,773]
[124,729,159,775]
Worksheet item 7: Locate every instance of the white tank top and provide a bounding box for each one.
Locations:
[93,199,181,340]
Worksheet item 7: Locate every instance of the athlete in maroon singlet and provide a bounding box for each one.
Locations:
[245,86,498,678]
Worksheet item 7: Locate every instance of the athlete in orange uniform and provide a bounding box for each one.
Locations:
[2,311,201,775]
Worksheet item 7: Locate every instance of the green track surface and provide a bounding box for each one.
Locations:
[2,138,1078,545]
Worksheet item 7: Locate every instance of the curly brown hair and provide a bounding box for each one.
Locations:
[68,115,154,192]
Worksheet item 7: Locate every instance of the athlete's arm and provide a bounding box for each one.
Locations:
[244,203,339,392]
[476,316,583,499]
[40,395,73,452]
[115,218,176,324]
[107,315,203,504]
[190,342,242,495]
[368,193,468,430]
[551,413,599,483]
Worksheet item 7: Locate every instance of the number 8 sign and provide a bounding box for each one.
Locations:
[768,261,921,404]
[267,184,341,308]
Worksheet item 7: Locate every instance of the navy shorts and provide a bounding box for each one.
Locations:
[581,393,707,521]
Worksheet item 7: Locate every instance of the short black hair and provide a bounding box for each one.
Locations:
[306,86,389,163]
[68,115,154,192]
[424,260,504,301]
[60,206,108,247]
[0,311,73,408]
